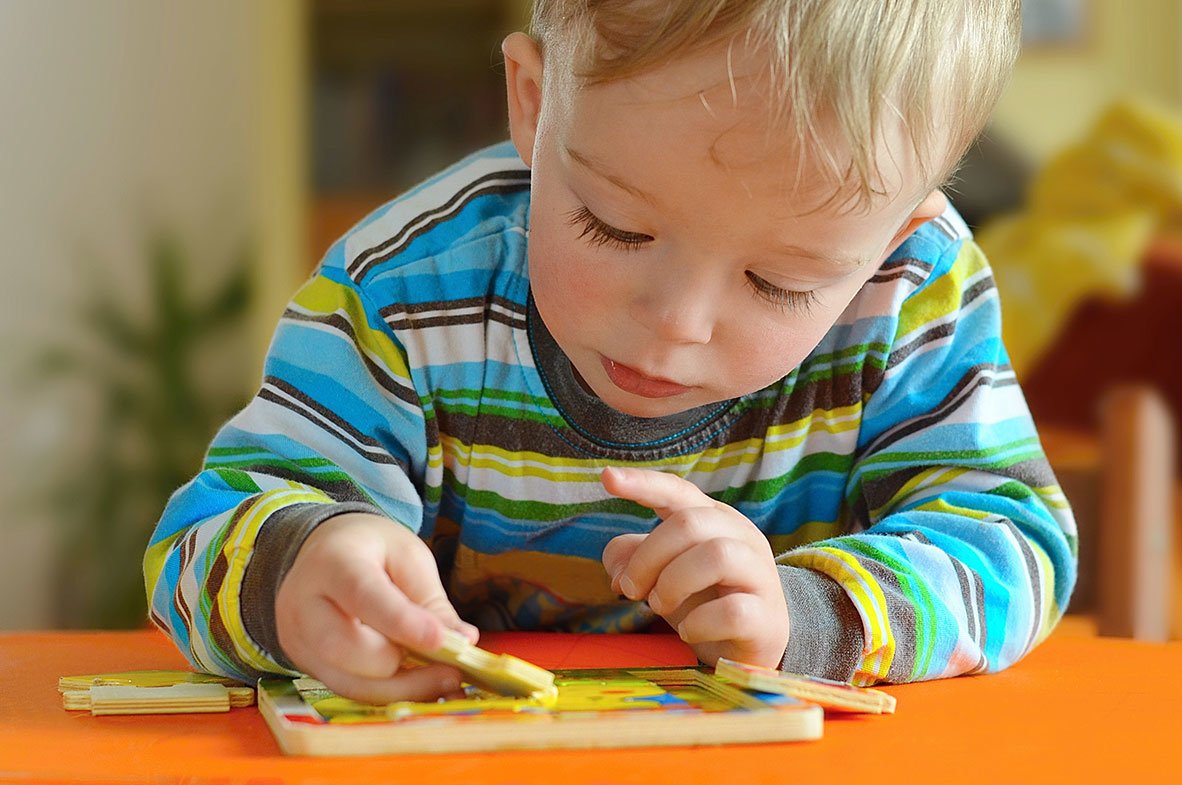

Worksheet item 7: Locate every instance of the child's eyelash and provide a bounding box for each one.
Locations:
[567,206,652,251]
[566,205,814,313]
[745,272,818,313]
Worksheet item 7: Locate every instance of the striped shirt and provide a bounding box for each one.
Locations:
[144,142,1077,686]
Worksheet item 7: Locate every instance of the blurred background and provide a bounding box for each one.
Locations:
[0,0,1179,634]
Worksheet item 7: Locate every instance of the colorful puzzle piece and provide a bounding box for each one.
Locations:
[714,658,896,714]
[410,629,557,701]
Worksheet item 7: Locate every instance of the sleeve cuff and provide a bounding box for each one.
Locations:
[777,565,866,682]
[241,501,384,671]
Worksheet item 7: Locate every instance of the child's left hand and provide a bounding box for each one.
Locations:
[600,466,790,669]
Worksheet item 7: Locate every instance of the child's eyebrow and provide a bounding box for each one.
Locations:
[564,146,658,205]
[770,242,871,270]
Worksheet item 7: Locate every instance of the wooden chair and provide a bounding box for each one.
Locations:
[1042,385,1178,640]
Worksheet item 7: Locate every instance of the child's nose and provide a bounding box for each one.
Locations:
[631,277,716,345]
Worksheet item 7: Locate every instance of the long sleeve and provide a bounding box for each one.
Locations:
[143,259,433,682]
[778,237,1078,685]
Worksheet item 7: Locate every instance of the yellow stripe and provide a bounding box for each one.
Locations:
[768,522,844,555]
[143,530,185,602]
[218,488,333,672]
[783,546,895,680]
[912,498,994,521]
[292,276,413,381]
[1030,541,1059,648]
[894,241,987,340]
[870,466,976,519]
[437,407,862,481]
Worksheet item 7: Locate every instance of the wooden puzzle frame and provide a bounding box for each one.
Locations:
[258,666,823,755]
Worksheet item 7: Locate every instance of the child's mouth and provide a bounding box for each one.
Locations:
[600,356,693,398]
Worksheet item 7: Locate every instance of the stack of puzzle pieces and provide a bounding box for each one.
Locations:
[59,671,255,716]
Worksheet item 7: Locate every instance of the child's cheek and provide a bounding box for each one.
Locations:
[531,238,610,310]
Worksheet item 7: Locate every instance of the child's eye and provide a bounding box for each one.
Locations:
[567,205,652,251]
[745,272,818,313]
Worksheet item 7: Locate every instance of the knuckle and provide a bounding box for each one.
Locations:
[403,539,437,575]
[667,508,712,541]
[701,536,741,569]
[335,568,380,609]
[717,592,760,632]
[650,576,682,612]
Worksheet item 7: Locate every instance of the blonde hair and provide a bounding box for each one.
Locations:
[529,0,1021,206]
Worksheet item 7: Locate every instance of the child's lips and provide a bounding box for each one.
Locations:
[600,356,693,398]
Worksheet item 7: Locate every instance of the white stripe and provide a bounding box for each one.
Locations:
[349,174,530,274]
[344,152,526,266]
[260,383,391,461]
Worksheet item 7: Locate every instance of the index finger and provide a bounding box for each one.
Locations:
[601,466,721,519]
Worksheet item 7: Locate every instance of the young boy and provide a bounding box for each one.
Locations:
[146,0,1076,704]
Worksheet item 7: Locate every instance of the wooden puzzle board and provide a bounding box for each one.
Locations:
[258,666,823,755]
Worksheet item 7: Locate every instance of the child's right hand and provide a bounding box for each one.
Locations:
[275,512,478,704]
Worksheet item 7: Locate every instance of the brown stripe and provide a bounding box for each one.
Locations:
[259,377,407,467]
[380,294,527,332]
[383,308,526,333]
[391,294,526,316]
[171,530,199,642]
[434,362,872,462]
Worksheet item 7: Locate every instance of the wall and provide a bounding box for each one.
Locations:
[994,0,1182,163]
[0,0,304,629]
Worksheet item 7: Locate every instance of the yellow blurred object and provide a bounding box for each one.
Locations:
[980,210,1151,374]
[979,99,1182,376]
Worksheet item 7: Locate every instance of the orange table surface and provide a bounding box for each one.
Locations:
[2,621,1179,785]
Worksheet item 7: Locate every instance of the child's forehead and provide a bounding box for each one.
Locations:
[563,50,782,156]
[559,64,923,209]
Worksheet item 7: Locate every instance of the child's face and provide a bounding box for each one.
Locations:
[504,34,946,418]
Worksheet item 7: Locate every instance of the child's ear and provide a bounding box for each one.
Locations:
[502,32,545,168]
[883,190,948,257]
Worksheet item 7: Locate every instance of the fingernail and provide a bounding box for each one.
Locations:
[619,575,637,599]
[647,592,663,613]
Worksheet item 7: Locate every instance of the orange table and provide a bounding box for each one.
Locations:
[2,621,1178,784]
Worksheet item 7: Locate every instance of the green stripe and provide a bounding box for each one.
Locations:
[859,440,1042,473]
[213,469,263,494]
[434,401,567,428]
[443,468,650,522]
[808,340,892,367]
[987,480,1039,503]
[435,387,556,408]
[713,452,854,506]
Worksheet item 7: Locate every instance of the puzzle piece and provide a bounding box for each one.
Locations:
[714,658,896,714]
[59,670,255,715]
[410,629,557,702]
